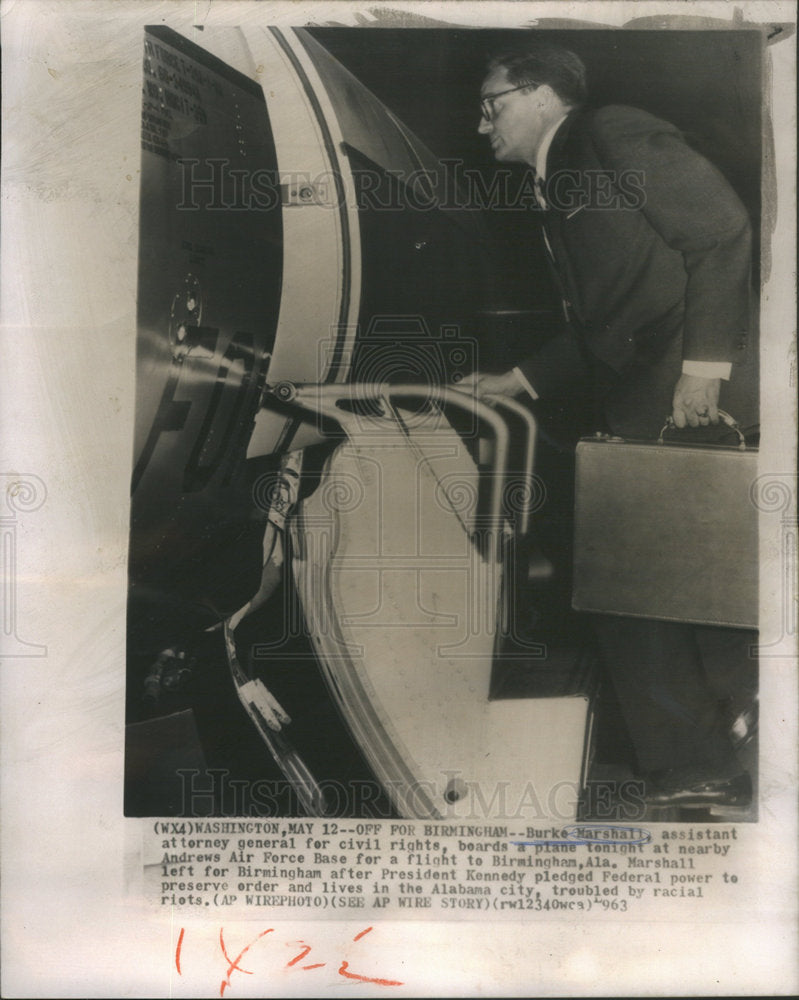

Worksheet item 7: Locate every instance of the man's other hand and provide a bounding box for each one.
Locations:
[672,374,721,428]
[457,370,525,399]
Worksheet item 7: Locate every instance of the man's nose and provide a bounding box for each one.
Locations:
[478,114,491,135]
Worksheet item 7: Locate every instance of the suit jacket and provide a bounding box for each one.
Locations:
[518,105,752,400]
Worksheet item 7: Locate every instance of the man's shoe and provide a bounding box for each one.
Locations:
[644,769,752,809]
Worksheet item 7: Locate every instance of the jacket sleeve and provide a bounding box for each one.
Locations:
[516,323,590,399]
[588,105,752,364]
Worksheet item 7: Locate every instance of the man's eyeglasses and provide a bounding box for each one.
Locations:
[480,82,538,122]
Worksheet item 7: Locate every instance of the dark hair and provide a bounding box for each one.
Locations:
[487,42,588,108]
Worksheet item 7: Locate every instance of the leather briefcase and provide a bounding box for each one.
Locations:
[572,414,758,628]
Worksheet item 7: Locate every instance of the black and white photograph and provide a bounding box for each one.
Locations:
[125,21,763,822]
[1,1,796,996]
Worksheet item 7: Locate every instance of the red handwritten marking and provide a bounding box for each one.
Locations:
[337,927,403,986]
[173,924,401,990]
[286,943,312,968]
[219,927,274,997]
[338,961,404,986]
[175,927,185,976]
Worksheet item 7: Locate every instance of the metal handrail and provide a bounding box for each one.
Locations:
[481,393,537,538]
[268,381,513,559]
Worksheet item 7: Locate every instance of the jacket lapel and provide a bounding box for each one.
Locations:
[545,108,581,179]
[541,110,587,324]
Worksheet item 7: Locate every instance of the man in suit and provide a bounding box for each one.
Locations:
[462,41,757,808]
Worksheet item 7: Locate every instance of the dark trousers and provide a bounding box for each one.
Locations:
[592,617,743,774]
[583,319,758,776]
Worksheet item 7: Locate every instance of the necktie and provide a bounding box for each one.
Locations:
[534,173,572,323]
[536,173,555,262]
[534,172,548,211]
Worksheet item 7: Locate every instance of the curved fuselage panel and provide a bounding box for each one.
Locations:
[127,27,588,822]
[130,25,489,629]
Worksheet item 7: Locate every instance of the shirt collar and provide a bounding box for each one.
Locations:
[535,113,569,180]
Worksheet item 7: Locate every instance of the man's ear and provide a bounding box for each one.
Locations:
[535,83,557,109]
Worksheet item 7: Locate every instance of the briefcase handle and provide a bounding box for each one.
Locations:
[657,409,747,450]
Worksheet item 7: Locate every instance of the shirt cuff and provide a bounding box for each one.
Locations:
[512,367,539,400]
[682,360,732,380]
